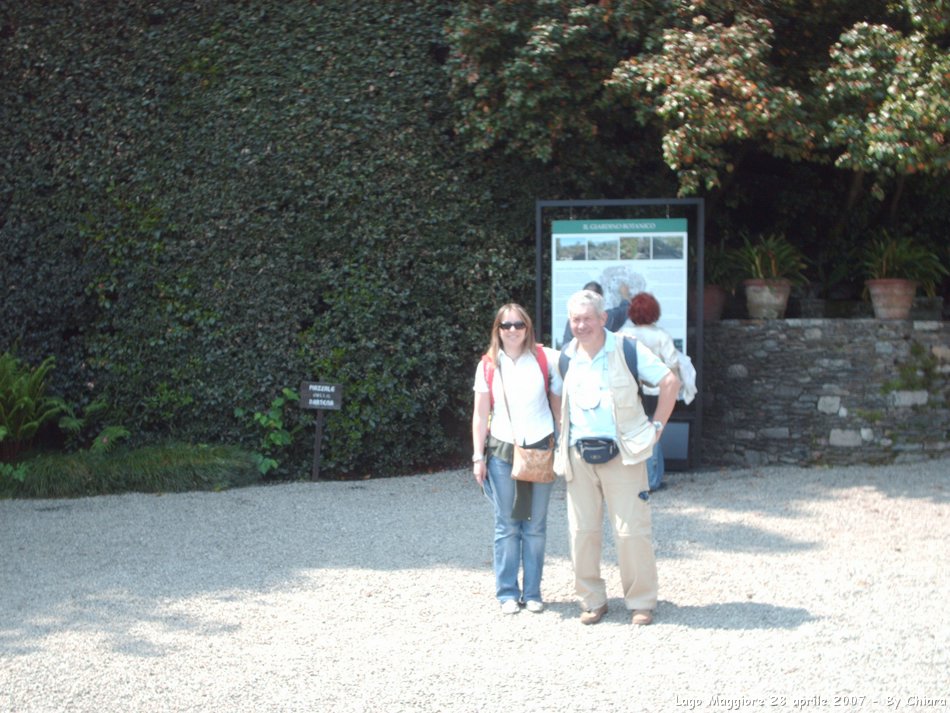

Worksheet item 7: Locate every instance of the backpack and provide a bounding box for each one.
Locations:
[481,345,550,409]
[558,335,641,396]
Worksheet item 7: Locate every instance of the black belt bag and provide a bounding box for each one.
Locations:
[575,438,619,464]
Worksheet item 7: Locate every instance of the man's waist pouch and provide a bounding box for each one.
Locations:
[575,438,619,464]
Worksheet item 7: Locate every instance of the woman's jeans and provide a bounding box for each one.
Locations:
[641,395,665,491]
[646,442,665,491]
[483,455,554,603]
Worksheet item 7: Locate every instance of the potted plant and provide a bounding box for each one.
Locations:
[702,242,740,321]
[736,232,807,318]
[862,232,948,319]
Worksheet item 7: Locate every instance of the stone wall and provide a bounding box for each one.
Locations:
[699,319,950,467]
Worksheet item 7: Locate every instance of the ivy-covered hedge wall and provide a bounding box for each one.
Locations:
[0,1,549,477]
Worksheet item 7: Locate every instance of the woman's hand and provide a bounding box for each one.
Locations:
[473,459,487,485]
[472,390,490,486]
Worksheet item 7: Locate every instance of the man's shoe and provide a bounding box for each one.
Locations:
[631,609,653,626]
[524,600,544,613]
[580,603,608,625]
[500,599,521,615]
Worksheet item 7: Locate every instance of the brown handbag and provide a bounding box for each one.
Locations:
[497,363,555,483]
[511,436,555,483]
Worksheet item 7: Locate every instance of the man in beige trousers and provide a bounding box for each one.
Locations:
[553,290,681,625]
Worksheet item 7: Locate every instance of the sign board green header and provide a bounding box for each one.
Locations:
[553,219,688,234]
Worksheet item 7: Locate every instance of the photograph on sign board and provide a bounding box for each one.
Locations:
[588,238,619,261]
[620,236,651,260]
[556,237,587,261]
[654,235,685,259]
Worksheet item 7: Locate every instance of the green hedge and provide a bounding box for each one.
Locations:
[0,1,546,477]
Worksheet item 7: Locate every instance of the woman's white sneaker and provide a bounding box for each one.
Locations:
[524,600,544,613]
[500,599,521,615]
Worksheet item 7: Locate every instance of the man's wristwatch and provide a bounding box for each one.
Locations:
[652,420,664,432]
[472,454,485,463]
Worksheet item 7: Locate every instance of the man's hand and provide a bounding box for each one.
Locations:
[652,370,681,427]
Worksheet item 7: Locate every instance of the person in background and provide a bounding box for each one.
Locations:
[618,292,682,491]
[561,281,630,347]
[471,304,562,615]
[552,289,680,626]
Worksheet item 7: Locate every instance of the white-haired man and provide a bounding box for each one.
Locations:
[552,289,681,625]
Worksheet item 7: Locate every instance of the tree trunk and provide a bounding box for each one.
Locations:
[887,174,905,226]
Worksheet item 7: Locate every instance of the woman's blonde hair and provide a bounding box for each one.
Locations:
[485,303,536,365]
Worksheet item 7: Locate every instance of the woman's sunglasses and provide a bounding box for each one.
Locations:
[500,321,527,331]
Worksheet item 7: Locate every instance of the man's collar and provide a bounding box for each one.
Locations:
[573,328,612,361]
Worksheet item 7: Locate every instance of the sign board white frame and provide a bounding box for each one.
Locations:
[551,218,689,351]
[535,198,705,470]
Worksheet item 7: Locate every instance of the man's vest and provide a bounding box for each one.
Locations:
[554,336,655,481]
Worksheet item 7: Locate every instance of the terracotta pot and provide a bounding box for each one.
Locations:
[743,279,792,319]
[866,278,917,319]
[703,284,728,321]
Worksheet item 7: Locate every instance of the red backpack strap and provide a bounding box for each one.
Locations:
[483,348,548,409]
[481,354,495,409]
[535,344,549,392]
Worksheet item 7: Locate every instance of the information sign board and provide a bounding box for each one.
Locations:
[551,218,688,351]
[299,381,344,480]
[299,382,343,411]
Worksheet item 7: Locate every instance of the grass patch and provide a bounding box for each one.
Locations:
[1,443,261,499]
[854,408,884,423]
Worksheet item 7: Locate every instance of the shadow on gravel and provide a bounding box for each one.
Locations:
[541,599,815,630]
[653,510,818,560]
[656,600,816,630]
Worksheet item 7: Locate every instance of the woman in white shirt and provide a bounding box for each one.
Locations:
[472,304,562,615]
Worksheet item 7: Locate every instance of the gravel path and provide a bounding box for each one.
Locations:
[2,458,948,713]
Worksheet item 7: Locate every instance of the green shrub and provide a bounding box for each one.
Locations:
[235,387,306,476]
[0,2,542,478]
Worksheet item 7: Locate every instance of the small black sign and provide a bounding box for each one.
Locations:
[299,381,343,411]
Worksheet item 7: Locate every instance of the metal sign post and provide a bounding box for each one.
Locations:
[299,381,343,481]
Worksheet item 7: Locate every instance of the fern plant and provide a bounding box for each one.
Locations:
[57,397,129,453]
[0,352,63,462]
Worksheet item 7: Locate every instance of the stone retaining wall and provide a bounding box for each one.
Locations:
[699,319,950,467]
